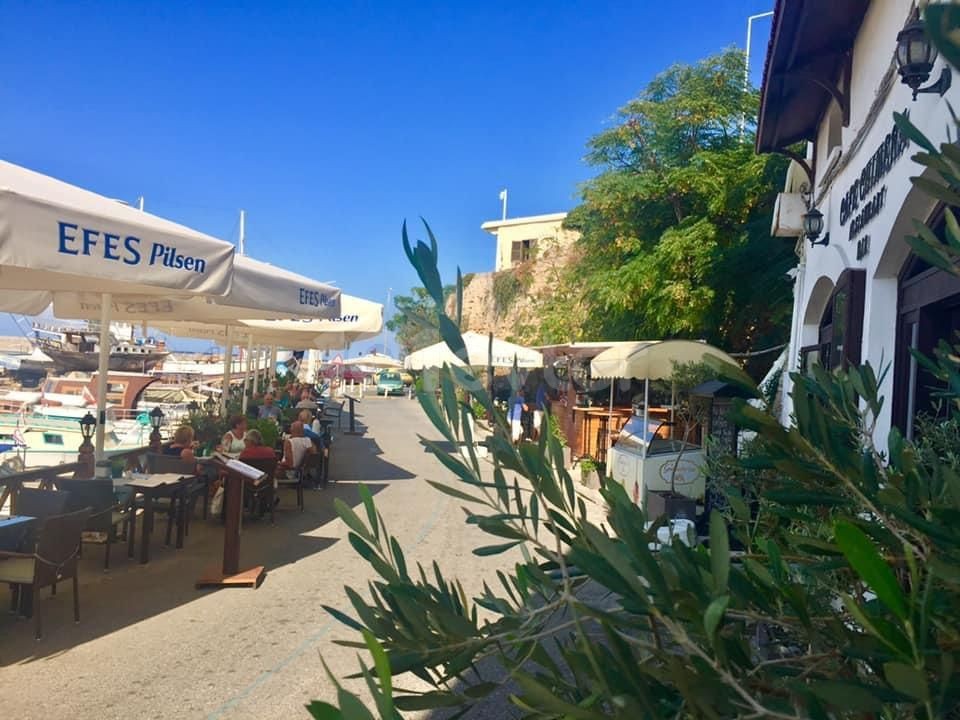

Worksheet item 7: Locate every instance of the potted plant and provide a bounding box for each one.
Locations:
[578,456,600,489]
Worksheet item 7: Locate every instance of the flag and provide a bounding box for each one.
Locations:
[498,189,507,201]
[12,427,26,447]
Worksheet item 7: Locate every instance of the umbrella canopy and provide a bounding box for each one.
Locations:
[51,255,341,321]
[0,159,237,465]
[343,353,401,368]
[404,331,543,370]
[152,294,383,349]
[0,160,235,294]
[590,340,737,380]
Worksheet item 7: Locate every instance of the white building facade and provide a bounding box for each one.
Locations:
[758,0,959,443]
[480,212,579,272]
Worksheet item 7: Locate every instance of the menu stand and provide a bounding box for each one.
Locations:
[344,396,362,435]
[196,458,266,589]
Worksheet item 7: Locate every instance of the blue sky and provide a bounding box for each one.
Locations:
[0,0,773,355]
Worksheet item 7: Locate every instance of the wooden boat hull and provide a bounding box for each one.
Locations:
[39,346,168,374]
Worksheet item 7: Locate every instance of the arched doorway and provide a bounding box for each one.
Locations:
[800,269,865,374]
[893,208,960,439]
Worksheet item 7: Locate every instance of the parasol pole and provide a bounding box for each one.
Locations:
[241,333,253,414]
[643,377,650,458]
[221,325,234,416]
[94,292,112,467]
[607,378,615,448]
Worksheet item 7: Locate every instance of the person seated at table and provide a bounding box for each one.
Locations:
[295,390,318,410]
[164,425,197,462]
[277,420,315,478]
[297,409,325,444]
[239,429,277,461]
[220,415,247,455]
[258,394,282,421]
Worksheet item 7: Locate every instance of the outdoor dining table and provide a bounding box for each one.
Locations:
[119,473,189,564]
[0,514,37,553]
[0,514,38,618]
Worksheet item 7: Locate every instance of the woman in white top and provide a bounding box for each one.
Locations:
[221,415,248,456]
[279,420,314,478]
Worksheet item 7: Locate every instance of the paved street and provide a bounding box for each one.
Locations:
[0,397,519,719]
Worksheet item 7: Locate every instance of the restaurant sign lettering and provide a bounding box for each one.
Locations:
[839,115,909,245]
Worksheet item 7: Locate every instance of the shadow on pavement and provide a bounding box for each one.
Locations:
[0,430,413,666]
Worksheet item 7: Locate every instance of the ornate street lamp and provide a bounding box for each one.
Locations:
[149,406,164,451]
[77,411,96,476]
[896,19,951,100]
[79,411,97,442]
[802,206,828,247]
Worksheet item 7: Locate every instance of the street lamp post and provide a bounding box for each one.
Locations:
[78,411,97,477]
[149,406,165,452]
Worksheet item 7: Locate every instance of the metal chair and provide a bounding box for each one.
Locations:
[16,488,71,522]
[145,453,207,541]
[0,507,91,639]
[55,478,131,571]
[275,453,311,512]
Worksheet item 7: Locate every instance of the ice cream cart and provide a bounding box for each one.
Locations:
[606,415,705,516]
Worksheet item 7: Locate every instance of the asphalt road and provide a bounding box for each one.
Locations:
[0,395,526,719]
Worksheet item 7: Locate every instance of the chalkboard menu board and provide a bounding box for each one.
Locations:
[710,398,737,455]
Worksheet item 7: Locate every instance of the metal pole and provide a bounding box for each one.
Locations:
[642,377,650,459]
[241,333,253,414]
[741,10,774,140]
[239,209,246,256]
[222,325,234,416]
[253,344,261,394]
[94,293,112,463]
[383,287,392,355]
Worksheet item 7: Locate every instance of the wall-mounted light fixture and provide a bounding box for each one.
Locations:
[800,184,828,248]
[896,19,952,100]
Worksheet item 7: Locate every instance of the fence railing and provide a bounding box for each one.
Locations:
[0,444,153,514]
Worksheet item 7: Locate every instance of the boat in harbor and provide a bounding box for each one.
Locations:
[0,371,164,470]
[33,324,169,374]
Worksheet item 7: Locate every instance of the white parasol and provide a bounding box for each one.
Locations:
[0,159,236,463]
[403,331,542,370]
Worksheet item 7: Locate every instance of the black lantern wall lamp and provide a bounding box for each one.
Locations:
[800,183,828,248]
[896,18,951,101]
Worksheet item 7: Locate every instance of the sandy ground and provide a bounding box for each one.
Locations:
[0,395,605,719]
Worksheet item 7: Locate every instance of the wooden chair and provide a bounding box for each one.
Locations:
[240,457,278,523]
[0,508,91,639]
[55,479,131,571]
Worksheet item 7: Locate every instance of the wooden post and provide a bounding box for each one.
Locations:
[196,461,266,589]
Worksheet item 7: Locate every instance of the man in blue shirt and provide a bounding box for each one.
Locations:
[258,394,282,421]
[509,388,526,446]
[533,381,548,441]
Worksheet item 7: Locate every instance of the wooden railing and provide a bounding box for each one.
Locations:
[0,444,153,514]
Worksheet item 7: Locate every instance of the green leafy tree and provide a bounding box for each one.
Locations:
[386,285,455,355]
[564,48,793,369]
[311,8,960,718]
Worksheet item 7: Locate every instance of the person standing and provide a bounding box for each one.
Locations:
[533,381,548,441]
[509,388,526,446]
